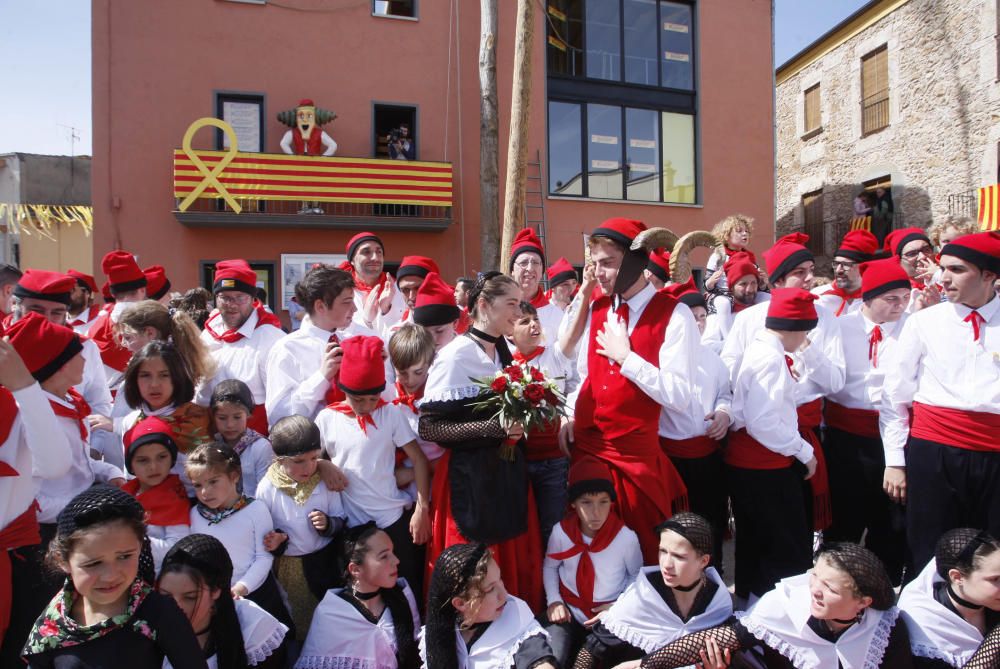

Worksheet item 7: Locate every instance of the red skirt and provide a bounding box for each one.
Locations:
[425,451,543,611]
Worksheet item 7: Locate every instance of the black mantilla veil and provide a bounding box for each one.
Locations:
[424,542,491,669]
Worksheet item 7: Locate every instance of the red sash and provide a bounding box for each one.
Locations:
[797,400,831,530]
[0,502,41,638]
[122,475,191,527]
[723,429,793,470]
[204,303,282,343]
[659,435,720,459]
[824,401,880,439]
[49,389,92,441]
[0,389,17,477]
[911,402,1000,452]
[548,512,625,619]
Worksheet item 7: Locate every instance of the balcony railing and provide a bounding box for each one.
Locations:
[172,149,452,231]
[861,92,889,136]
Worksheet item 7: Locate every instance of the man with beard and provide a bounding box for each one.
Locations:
[198,259,284,435]
[812,229,878,317]
[65,269,101,334]
[702,251,766,353]
[560,218,698,562]
[345,231,406,337]
[509,228,564,342]
[881,231,1000,571]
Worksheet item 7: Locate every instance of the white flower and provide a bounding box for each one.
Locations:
[512,388,522,399]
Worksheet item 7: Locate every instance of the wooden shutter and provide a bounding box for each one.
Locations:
[802,191,824,254]
[803,84,821,133]
[861,46,889,134]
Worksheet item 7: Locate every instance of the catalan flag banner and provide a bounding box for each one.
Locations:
[173,150,453,209]
[978,185,999,231]
[850,216,872,232]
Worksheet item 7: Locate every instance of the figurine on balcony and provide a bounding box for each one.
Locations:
[278,99,337,156]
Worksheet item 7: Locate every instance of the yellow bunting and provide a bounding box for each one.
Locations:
[0,203,93,237]
[178,117,242,214]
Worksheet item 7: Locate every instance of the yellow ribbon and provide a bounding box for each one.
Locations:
[178,117,242,214]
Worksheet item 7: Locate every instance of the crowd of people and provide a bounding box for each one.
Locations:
[0,212,998,669]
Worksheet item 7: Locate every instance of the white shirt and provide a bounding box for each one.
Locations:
[265,314,389,425]
[68,305,102,335]
[701,292,769,354]
[35,391,124,523]
[79,337,113,417]
[880,297,1000,467]
[256,470,346,556]
[543,522,642,625]
[730,331,814,464]
[189,499,274,593]
[536,300,566,349]
[827,311,906,411]
[197,308,286,406]
[0,384,72,528]
[721,299,846,404]
[352,283,407,338]
[812,284,863,317]
[316,403,416,528]
[147,523,189,577]
[659,344,732,440]
[567,283,700,418]
[231,435,273,499]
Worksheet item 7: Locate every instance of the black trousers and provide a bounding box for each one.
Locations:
[670,451,728,573]
[727,464,812,600]
[539,614,588,668]
[1,523,60,667]
[382,506,424,606]
[906,438,1000,575]
[823,427,906,584]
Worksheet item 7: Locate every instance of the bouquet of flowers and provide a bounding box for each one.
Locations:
[470,362,567,461]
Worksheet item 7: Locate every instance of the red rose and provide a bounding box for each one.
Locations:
[524,384,545,404]
[544,389,558,404]
[490,376,508,393]
[505,365,524,381]
[530,367,545,382]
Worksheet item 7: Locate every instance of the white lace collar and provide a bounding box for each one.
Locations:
[898,559,983,667]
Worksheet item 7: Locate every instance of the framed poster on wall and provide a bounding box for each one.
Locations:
[280,254,347,310]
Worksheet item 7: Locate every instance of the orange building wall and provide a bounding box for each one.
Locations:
[92,0,774,292]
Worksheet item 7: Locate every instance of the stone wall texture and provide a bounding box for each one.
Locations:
[775,0,1000,259]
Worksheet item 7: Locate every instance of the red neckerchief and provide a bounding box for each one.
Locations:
[529,287,549,309]
[49,388,91,440]
[785,355,800,381]
[513,346,545,364]
[67,305,100,328]
[732,298,752,313]
[723,245,740,258]
[205,302,282,343]
[910,278,925,290]
[827,285,862,317]
[350,266,388,296]
[547,511,626,619]
[0,388,19,476]
[869,325,883,367]
[392,382,423,415]
[329,400,388,435]
[121,474,191,527]
[965,310,985,342]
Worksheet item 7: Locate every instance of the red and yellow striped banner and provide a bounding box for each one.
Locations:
[978,185,999,231]
[173,150,453,208]
[850,215,871,232]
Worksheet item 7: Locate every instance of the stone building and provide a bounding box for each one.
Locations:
[775,0,1000,260]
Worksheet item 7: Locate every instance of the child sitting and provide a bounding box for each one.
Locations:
[121,416,190,571]
[185,444,294,634]
[256,415,347,640]
[704,213,757,293]
[211,379,274,496]
[388,323,444,499]
[542,457,642,666]
[295,524,420,669]
[21,485,206,669]
[510,300,575,548]
[315,335,431,601]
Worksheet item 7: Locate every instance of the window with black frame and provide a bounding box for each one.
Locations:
[546,0,697,204]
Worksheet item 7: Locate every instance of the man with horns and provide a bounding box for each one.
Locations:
[559,218,698,562]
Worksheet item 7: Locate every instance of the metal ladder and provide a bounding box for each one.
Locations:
[524,149,549,284]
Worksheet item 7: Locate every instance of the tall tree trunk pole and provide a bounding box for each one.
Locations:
[500,0,534,272]
[479,0,501,271]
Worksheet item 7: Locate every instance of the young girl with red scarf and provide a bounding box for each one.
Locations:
[541,457,641,667]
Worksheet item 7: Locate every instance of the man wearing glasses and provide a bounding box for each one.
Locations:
[812,229,879,317]
[884,227,940,312]
[508,228,565,343]
[198,259,285,435]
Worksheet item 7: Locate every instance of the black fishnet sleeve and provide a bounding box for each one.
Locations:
[418,399,507,445]
[963,623,1000,668]
[572,646,598,669]
[638,623,744,669]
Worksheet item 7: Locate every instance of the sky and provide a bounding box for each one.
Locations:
[0,0,869,157]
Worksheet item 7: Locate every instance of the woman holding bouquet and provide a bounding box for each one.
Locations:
[418,271,543,609]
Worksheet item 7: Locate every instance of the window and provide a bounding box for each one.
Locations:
[215,92,264,153]
[373,0,415,19]
[372,104,416,159]
[803,84,821,135]
[548,102,583,195]
[624,0,658,86]
[861,45,889,135]
[802,191,824,255]
[660,2,694,90]
[586,1,621,81]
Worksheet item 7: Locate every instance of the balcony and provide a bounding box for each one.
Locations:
[172,149,453,232]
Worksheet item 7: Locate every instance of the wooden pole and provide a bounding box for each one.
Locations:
[479,0,501,271]
[499,0,533,272]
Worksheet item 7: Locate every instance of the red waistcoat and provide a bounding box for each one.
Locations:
[575,291,677,440]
